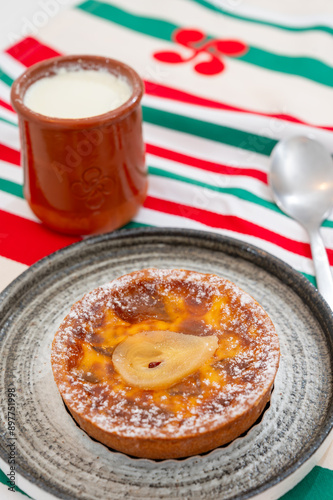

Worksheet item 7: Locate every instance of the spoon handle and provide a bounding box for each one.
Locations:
[309,227,333,310]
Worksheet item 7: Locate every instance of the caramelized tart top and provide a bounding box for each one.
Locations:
[51,269,280,439]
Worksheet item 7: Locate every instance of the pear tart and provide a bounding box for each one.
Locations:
[51,269,280,459]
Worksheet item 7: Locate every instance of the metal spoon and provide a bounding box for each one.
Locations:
[269,136,333,309]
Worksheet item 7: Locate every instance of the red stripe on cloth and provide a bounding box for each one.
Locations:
[6,37,61,67]
[144,196,333,263]
[146,143,267,183]
[144,80,333,132]
[145,80,255,113]
[0,143,20,166]
[0,210,80,266]
[4,37,333,132]
[0,99,14,113]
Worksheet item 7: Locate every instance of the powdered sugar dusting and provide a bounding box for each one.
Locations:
[52,269,280,440]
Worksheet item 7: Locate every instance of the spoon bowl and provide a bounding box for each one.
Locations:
[269,135,333,308]
[270,136,333,227]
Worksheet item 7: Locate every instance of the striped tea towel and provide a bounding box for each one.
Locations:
[0,1,333,498]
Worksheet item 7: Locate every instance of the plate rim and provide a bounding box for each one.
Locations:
[0,226,333,500]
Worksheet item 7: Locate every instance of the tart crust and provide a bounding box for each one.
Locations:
[51,269,280,459]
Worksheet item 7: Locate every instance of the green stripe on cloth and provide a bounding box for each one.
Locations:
[148,166,333,253]
[239,47,333,88]
[0,168,319,286]
[0,68,14,87]
[192,0,333,37]
[0,468,31,497]
[122,221,152,229]
[0,178,24,198]
[77,0,333,88]
[0,65,278,158]
[148,165,279,212]
[281,466,333,499]
[0,161,331,237]
[78,0,175,41]
[323,219,333,228]
[142,105,277,156]
[301,271,316,286]
[0,116,17,127]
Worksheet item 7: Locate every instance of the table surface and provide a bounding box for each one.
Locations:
[0,1,333,499]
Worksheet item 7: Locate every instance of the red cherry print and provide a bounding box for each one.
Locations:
[194,56,225,75]
[153,28,248,76]
[153,51,186,63]
[215,40,247,56]
[174,28,206,47]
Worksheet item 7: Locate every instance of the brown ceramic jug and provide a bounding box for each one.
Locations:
[11,55,147,235]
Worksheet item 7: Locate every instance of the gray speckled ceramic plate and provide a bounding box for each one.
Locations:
[0,228,333,500]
